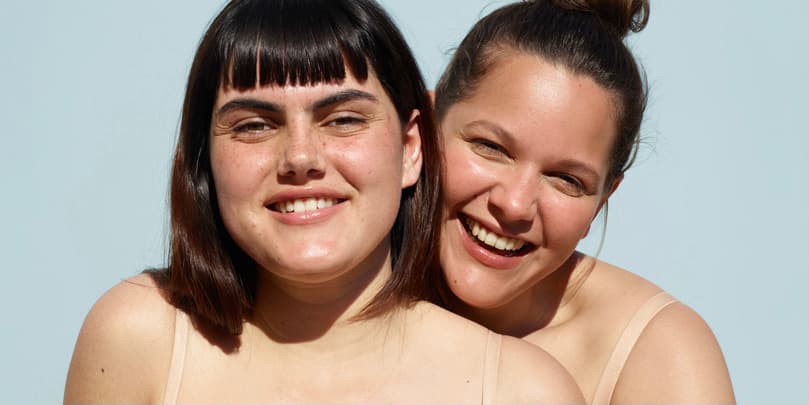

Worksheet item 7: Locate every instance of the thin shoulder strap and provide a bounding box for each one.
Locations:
[591,291,677,405]
[480,331,502,405]
[162,308,189,405]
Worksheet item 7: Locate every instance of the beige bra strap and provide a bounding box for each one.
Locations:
[162,308,189,405]
[480,331,502,405]
[591,291,677,405]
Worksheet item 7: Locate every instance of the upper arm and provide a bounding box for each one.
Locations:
[612,302,736,404]
[64,274,175,404]
[497,336,585,404]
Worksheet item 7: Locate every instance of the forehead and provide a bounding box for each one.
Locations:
[450,52,617,166]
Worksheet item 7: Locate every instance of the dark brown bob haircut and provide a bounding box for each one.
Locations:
[153,0,443,335]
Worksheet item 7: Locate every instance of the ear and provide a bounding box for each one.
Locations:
[401,109,423,189]
[599,174,623,213]
[582,174,623,238]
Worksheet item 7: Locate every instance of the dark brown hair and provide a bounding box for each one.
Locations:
[153,0,443,335]
[435,0,649,186]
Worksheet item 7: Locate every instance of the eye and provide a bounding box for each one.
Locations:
[548,173,587,197]
[232,120,275,135]
[325,114,368,132]
[470,138,510,159]
[330,116,365,125]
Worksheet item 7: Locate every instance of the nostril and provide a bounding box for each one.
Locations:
[278,146,326,178]
[488,186,538,223]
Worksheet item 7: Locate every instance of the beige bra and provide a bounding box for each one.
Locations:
[590,291,678,404]
[161,310,503,405]
[162,309,188,405]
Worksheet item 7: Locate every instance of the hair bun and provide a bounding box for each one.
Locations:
[550,0,649,37]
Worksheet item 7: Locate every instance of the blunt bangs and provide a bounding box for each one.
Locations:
[217,0,370,90]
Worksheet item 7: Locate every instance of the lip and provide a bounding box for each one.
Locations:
[455,215,528,270]
[265,187,348,226]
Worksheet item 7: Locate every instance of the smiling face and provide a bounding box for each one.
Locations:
[209,68,422,287]
[439,51,620,309]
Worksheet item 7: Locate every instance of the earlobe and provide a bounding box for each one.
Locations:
[401,110,423,188]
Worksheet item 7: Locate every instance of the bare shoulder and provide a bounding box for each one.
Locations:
[611,298,735,403]
[575,259,669,325]
[587,258,662,298]
[578,259,734,402]
[64,273,176,404]
[407,300,492,336]
[496,336,584,404]
[409,302,584,403]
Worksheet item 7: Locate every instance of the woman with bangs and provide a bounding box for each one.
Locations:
[63,0,583,404]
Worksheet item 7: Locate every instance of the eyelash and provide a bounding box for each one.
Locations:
[326,115,368,129]
[550,173,587,197]
[560,174,584,188]
[464,135,593,197]
[228,114,367,140]
[470,138,510,158]
[232,120,274,134]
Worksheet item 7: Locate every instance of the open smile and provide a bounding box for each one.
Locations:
[268,197,345,214]
[460,214,535,257]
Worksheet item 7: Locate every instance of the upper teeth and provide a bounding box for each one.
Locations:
[466,218,525,251]
[275,198,336,213]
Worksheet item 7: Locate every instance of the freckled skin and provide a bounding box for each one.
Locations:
[209,70,419,288]
[63,62,586,405]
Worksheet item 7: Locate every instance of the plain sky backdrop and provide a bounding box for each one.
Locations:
[1,1,807,404]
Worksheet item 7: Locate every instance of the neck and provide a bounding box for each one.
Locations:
[251,246,398,348]
[450,252,594,337]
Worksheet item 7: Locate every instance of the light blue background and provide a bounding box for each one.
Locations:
[1,1,806,404]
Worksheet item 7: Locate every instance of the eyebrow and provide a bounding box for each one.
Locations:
[216,98,282,116]
[311,89,379,110]
[215,89,379,117]
[554,159,601,183]
[464,120,515,143]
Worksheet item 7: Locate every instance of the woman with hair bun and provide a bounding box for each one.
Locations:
[63,0,584,403]
[433,0,735,403]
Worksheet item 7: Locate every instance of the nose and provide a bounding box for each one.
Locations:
[277,125,326,182]
[487,168,539,224]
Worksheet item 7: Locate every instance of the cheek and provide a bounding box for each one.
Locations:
[438,233,465,285]
[541,197,599,243]
[443,146,492,207]
[443,147,466,187]
[331,131,404,187]
[210,143,273,204]
[209,144,274,254]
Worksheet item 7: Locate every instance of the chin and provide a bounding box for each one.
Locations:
[260,254,350,278]
[446,277,511,310]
